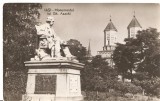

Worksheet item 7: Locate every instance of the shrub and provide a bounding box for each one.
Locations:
[114,81,143,94]
[124,93,134,98]
[133,77,160,96]
[106,90,123,98]
[4,71,27,101]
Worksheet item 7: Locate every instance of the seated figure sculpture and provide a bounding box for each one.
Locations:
[34,16,74,60]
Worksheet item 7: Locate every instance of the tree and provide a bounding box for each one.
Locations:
[135,28,160,77]
[67,39,87,63]
[113,41,138,81]
[113,28,160,81]
[3,3,42,71]
[3,3,42,100]
[81,55,118,92]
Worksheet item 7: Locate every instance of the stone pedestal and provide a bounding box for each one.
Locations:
[22,59,84,101]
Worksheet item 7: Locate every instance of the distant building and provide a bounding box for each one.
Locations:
[86,40,93,62]
[127,14,142,38]
[97,17,117,67]
[97,14,142,68]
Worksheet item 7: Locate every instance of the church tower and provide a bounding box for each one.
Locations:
[86,40,93,62]
[127,13,142,38]
[88,40,91,56]
[86,40,92,57]
[98,17,118,67]
[103,18,117,50]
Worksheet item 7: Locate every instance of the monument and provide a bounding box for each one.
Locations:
[22,16,84,101]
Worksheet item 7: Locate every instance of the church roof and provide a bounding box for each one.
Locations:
[104,19,118,32]
[127,16,142,29]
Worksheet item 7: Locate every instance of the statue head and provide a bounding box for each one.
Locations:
[46,16,54,27]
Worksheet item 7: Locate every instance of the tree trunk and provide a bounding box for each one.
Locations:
[96,90,99,100]
[142,89,145,95]
[130,68,133,82]
[122,73,125,82]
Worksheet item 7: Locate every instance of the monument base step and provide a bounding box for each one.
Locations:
[22,94,83,101]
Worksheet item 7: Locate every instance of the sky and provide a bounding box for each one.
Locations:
[39,3,160,56]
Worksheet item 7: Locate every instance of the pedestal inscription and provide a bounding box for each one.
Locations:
[69,76,78,93]
[35,75,56,94]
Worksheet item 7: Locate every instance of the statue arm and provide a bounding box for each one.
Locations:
[35,25,46,35]
[36,24,51,36]
[54,34,65,44]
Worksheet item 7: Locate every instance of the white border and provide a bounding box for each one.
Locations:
[1,0,160,3]
[1,0,160,100]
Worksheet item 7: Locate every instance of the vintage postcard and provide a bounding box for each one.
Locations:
[3,3,160,101]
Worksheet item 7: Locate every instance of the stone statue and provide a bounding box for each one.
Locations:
[34,16,74,60]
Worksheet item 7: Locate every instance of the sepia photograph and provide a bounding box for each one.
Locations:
[3,3,160,101]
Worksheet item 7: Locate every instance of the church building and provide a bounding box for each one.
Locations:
[97,17,117,67]
[97,14,142,67]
